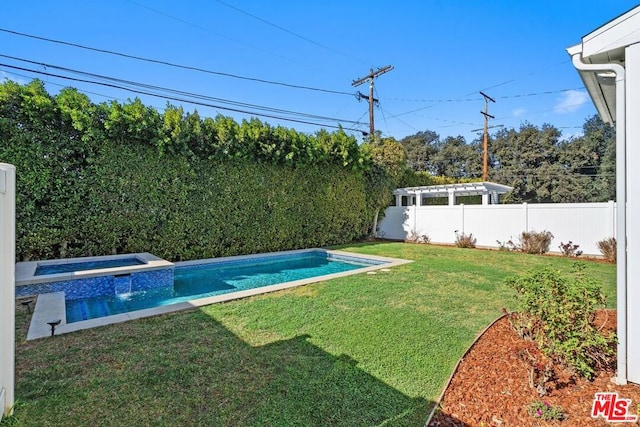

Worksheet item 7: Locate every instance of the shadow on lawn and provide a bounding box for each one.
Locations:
[13,306,469,426]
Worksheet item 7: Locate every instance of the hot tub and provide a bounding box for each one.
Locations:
[15,253,174,300]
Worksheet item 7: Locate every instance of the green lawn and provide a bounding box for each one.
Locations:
[8,242,616,426]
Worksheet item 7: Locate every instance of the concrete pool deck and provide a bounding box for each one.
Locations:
[26,249,412,340]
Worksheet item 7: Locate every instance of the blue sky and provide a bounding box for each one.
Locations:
[1,1,637,143]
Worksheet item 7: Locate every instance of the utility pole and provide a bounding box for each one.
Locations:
[352,65,394,139]
[480,91,495,181]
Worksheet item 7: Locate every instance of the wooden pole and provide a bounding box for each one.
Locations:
[480,92,495,181]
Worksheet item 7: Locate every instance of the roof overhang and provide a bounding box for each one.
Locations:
[567,6,640,125]
[395,181,513,197]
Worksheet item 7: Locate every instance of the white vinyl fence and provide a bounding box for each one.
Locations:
[378,201,617,256]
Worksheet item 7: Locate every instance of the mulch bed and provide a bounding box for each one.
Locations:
[429,310,640,426]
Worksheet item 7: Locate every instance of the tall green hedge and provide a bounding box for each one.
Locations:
[0,80,373,261]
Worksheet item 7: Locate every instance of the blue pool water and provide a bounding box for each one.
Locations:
[65,252,381,323]
[36,257,145,276]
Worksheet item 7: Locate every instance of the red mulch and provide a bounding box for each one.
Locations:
[429,310,640,426]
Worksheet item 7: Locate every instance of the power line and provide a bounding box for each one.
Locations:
[0,68,127,104]
[123,0,296,65]
[382,87,584,103]
[0,27,594,138]
[213,0,366,65]
[378,106,419,133]
[460,59,572,97]
[0,54,364,125]
[497,88,584,99]
[390,59,577,118]
[0,28,354,96]
[0,63,366,133]
[494,100,593,122]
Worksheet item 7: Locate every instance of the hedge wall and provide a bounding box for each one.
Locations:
[0,80,372,261]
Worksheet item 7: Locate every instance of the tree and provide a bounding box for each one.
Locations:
[581,115,616,201]
[398,130,439,172]
[490,123,563,203]
[430,135,480,179]
[361,135,407,236]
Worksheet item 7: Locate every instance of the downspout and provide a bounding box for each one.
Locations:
[571,53,627,385]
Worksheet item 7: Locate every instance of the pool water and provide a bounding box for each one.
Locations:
[65,252,378,322]
[35,257,145,276]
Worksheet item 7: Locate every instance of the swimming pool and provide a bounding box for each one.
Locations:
[65,251,381,323]
[20,249,411,339]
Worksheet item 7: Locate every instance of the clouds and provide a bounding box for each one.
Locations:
[554,89,589,114]
[512,108,526,117]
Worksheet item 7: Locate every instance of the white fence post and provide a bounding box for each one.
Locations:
[0,163,15,418]
[609,200,616,238]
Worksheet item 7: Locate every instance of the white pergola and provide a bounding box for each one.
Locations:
[392,182,513,207]
[568,5,640,385]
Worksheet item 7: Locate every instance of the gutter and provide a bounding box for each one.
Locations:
[570,53,627,385]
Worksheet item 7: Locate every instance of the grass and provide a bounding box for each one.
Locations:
[9,242,616,426]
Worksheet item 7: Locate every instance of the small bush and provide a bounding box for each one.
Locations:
[496,240,512,251]
[558,241,582,257]
[454,231,476,248]
[527,401,566,421]
[508,230,554,254]
[597,237,617,263]
[505,265,616,379]
[405,229,430,244]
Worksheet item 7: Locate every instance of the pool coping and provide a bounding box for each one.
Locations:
[16,252,173,287]
[26,249,412,340]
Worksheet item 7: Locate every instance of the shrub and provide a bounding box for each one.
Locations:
[505,265,616,379]
[0,80,376,261]
[508,230,554,254]
[454,231,476,248]
[405,229,430,244]
[496,240,512,251]
[558,241,582,257]
[597,237,617,263]
[527,401,566,421]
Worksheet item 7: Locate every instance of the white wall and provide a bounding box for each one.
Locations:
[378,201,616,256]
[0,164,15,418]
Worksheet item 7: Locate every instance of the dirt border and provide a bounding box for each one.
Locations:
[424,314,507,426]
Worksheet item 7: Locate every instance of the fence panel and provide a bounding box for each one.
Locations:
[377,201,616,256]
[413,206,463,243]
[462,204,526,248]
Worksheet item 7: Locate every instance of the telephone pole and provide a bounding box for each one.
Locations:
[352,65,394,139]
[480,91,495,181]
